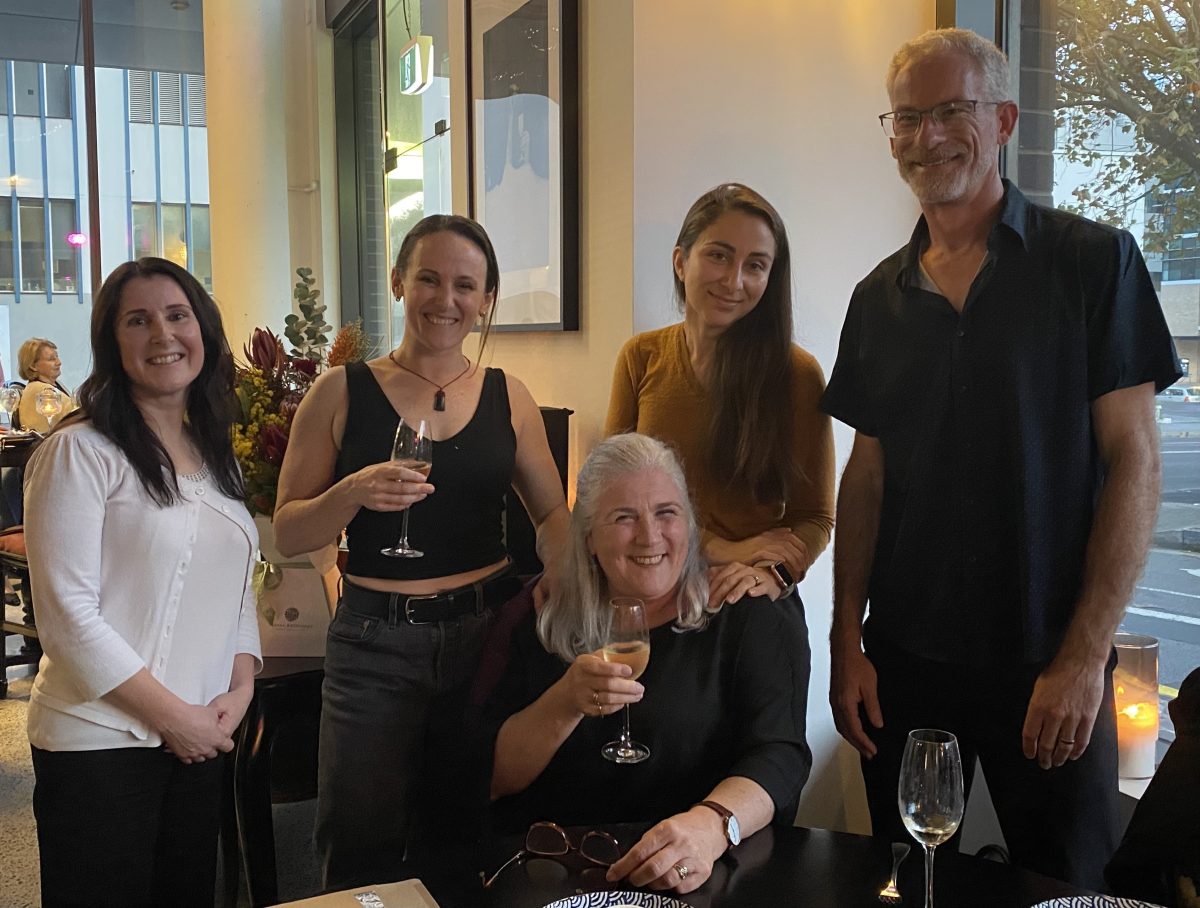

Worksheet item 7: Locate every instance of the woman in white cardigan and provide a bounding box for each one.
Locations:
[24,257,261,908]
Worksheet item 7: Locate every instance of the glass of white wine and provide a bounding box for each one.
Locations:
[381,417,433,558]
[601,596,650,764]
[898,728,965,908]
[35,387,63,429]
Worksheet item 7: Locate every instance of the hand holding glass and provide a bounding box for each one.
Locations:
[381,417,432,558]
[601,597,650,764]
[898,728,965,908]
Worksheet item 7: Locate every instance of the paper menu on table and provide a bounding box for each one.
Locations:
[270,879,440,908]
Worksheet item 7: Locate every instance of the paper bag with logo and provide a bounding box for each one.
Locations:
[254,515,336,657]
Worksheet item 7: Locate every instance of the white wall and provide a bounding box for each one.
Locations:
[487,0,932,833]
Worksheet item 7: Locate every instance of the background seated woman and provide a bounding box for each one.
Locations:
[16,337,76,433]
[479,433,811,895]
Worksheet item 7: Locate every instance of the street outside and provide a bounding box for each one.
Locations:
[1132,398,1200,743]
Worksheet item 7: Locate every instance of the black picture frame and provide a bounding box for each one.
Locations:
[466,0,579,331]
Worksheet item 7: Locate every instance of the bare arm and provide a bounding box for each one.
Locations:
[607,777,774,894]
[490,653,641,799]
[1022,382,1160,767]
[829,432,885,758]
[273,366,431,557]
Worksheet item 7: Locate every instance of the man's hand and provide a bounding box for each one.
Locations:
[830,646,883,758]
[1021,656,1107,769]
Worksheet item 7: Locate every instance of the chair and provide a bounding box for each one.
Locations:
[0,530,39,698]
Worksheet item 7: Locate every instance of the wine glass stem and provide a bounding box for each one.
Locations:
[923,844,935,908]
[399,508,412,545]
[620,704,633,746]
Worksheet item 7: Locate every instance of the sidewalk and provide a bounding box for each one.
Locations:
[1155,502,1200,552]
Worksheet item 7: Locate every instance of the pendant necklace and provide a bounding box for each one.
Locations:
[389,351,472,412]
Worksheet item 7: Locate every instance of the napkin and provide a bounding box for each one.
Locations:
[270,879,440,908]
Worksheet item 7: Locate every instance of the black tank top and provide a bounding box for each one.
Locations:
[335,362,516,580]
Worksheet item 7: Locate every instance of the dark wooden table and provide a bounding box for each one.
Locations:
[474,823,1092,908]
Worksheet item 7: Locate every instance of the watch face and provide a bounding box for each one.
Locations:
[726,814,741,846]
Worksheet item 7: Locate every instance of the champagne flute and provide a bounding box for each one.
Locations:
[601,597,651,764]
[898,728,965,908]
[381,417,432,558]
[35,387,63,429]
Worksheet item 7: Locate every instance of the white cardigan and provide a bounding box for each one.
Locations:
[23,422,261,749]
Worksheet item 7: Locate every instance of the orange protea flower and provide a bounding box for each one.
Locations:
[327,320,372,367]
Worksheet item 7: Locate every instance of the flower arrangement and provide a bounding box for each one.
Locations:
[233,268,372,517]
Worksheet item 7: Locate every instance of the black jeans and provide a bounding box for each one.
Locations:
[860,637,1121,891]
[31,745,223,908]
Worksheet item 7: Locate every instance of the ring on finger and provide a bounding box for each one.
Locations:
[592,690,602,716]
[674,862,690,881]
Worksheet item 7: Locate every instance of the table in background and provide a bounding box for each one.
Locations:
[477,824,1092,908]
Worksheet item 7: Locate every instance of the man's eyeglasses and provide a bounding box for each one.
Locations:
[482,821,622,890]
[879,99,1003,138]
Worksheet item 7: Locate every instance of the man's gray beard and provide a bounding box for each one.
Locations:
[897,157,972,205]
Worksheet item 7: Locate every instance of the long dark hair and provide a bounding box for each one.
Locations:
[674,183,799,504]
[65,257,244,506]
[394,214,501,353]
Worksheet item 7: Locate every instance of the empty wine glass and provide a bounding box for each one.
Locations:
[381,417,432,558]
[601,597,651,764]
[0,387,20,434]
[898,729,965,908]
[35,387,63,429]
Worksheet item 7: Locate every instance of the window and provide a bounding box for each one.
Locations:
[132,202,158,258]
[49,199,77,292]
[44,64,71,119]
[0,203,13,291]
[18,198,46,292]
[12,61,39,116]
[161,203,187,267]
[1164,235,1199,283]
[0,62,8,115]
[1008,0,1197,750]
[190,204,212,290]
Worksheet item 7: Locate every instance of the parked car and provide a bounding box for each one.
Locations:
[1157,387,1187,402]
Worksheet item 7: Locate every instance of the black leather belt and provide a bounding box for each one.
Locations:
[342,564,522,626]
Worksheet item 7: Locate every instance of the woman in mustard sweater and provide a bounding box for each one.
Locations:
[606,183,834,607]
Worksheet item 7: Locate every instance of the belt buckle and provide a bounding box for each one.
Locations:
[403,592,440,625]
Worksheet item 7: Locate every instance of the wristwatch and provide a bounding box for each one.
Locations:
[697,799,741,849]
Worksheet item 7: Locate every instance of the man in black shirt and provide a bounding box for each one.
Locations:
[822,28,1180,889]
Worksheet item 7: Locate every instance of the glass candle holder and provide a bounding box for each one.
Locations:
[1113,632,1159,779]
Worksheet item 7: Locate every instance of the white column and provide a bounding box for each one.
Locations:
[203,0,292,349]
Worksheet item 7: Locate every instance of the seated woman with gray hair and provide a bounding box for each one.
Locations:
[477,432,811,894]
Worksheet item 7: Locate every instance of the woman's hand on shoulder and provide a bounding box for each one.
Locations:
[704,528,808,581]
[158,702,236,764]
[605,806,727,894]
[706,562,781,609]
[554,651,643,720]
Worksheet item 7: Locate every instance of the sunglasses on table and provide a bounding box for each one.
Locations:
[482,821,623,890]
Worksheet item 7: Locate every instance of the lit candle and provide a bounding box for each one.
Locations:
[1114,669,1158,779]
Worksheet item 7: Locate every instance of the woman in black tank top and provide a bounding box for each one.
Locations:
[273,215,569,890]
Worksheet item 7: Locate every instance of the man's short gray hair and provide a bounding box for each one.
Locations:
[886,28,1012,104]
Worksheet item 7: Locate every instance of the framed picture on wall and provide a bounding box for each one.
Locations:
[467,0,579,331]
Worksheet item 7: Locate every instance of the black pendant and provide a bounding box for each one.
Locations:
[434,390,446,411]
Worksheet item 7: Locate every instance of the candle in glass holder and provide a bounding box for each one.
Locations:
[1113,633,1159,779]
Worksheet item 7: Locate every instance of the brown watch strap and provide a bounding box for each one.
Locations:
[698,799,732,822]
